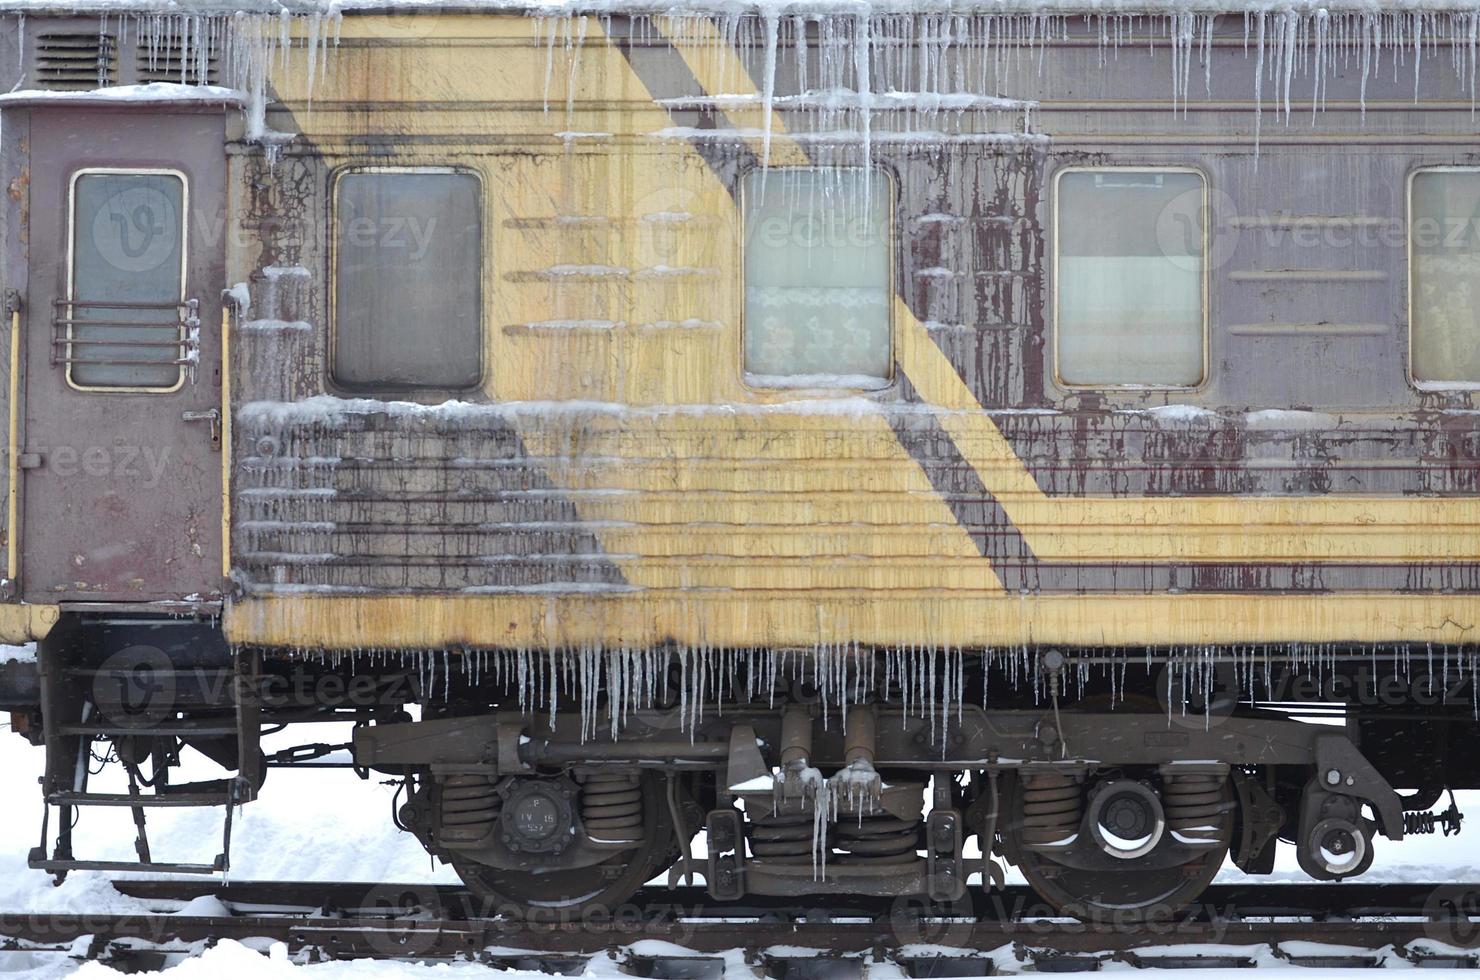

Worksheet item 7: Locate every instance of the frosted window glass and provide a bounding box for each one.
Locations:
[743,169,891,387]
[70,172,185,388]
[1411,171,1480,385]
[1056,170,1205,387]
[334,171,482,389]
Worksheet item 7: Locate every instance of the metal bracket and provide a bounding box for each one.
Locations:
[1314,734,1405,840]
[182,408,222,452]
[926,809,965,901]
[496,719,529,774]
[3,289,21,316]
[704,808,745,901]
[726,724,769,791]
[1230,769,1282,874]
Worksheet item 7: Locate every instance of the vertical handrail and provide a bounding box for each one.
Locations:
[220,305,231,583]
[6,295,21,586]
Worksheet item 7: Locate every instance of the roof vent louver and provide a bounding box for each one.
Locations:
[36,31,117,91]
[136,36,220,86]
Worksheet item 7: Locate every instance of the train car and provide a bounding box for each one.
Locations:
[0,0,1477,923]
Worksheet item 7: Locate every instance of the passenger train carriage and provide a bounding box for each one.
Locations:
[0,0,1477,921]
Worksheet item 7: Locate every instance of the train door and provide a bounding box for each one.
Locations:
[18,106,227,604]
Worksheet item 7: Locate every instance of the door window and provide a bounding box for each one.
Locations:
[67,170,189,390]
[1054,168,1206,388]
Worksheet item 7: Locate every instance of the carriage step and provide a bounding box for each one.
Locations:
[34,645,259,881]
[27,848,224,875]
[47,791,230,808]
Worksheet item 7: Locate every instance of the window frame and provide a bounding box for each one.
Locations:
[736,165,897,393]
[1405,165,1480,392]
[65,166,190,394]
[1051,164,1211,392]
[328,164,486,395]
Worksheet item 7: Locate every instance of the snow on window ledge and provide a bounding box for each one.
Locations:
[744,372,893,392]
[1413,379,1480,393]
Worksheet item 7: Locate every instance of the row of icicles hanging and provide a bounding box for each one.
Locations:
[271,642,1480,745]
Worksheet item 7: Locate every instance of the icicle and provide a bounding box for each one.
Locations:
[853,11,873,181]
[759,7,780,171]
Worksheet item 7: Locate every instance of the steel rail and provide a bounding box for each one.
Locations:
[104,880,1480,925]
[1,910,1479,965]
[0,881,1475,970]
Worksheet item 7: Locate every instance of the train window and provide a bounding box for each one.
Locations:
[1054,168,1206,388]
[67,170,187,390]
[1410,169,1480,387]
[332,168,482,390]
[742,168,892,388]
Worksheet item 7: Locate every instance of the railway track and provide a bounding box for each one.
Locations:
[1,882,1477,973]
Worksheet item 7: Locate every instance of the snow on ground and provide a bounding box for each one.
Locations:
[0,722,456,920]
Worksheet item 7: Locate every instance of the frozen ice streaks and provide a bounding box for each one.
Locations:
[536,7,1480,164]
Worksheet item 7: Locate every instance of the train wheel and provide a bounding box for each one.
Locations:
[1005,770,1234,923]
[448,770,679,918]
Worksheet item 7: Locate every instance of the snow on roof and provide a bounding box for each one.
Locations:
[0,83,244,106]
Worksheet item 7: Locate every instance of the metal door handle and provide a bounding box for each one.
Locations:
[183,408,222,452]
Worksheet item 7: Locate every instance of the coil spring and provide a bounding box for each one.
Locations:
[578,772,643,843]
[1019,772,1083,847]
[748,812,820,864]
[1404,794,1464,837]
[1162,773,1231,833]
[834,815,921,865]
[437,774,502,844]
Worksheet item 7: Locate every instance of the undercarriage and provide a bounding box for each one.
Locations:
[9,614,1478,922]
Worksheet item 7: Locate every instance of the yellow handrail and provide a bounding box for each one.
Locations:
[7,304,20,584]
[220,305,232,581]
